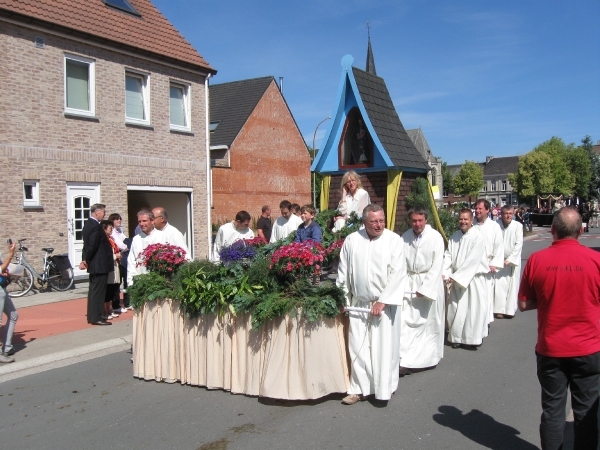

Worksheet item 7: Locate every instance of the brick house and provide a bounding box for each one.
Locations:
[311,48,430,233]
[209,76,311,225]
[0,0,216,277]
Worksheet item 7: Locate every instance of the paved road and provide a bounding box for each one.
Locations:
[2,228,596,450]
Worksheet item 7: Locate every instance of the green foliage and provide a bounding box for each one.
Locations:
[509,136,592,199]
[437,208,459,238]
[582,135,600,199]
[441,162,454,193]
[128,272,173,309]
[453,161,484,198]
[405,177,431,213]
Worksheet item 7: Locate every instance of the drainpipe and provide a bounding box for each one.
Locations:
[205,73,212,259]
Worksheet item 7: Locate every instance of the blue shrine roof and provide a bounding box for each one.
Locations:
[311,55,429,175]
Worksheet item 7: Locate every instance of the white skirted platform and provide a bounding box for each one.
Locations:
[132,300,350,400]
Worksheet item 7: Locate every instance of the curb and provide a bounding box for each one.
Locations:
[0,335,132,384]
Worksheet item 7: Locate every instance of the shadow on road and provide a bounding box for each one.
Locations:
[433,405,539,450]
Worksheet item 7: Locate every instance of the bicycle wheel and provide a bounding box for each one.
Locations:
[47,262,74,291]
[6,266,34,297]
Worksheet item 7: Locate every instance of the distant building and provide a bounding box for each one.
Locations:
[446,156,520,206]
[209,76,311,224]
[407,128,443,206]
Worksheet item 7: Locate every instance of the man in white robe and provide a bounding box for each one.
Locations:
[443,208,489,350]
[494,205,523,318]
[473,199,504,335]
[270,200,302,243]
[400,208,445,374]
[337,204,406,405]
[152,207,191,260]
[127,209,168,286]
[212,211,254,262]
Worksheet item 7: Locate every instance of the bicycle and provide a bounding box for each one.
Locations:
[6,239,75,297]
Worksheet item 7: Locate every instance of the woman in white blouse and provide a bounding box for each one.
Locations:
[333,170,370,231]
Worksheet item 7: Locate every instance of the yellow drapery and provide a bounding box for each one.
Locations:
[427,180,448,245]
[386,170,402,230]
[320,175,331,212]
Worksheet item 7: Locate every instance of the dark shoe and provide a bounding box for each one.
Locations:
[461,344,477,351]
[3,347,15,356]
[91,321,112,326]
[451,343,461,349]
[399,366,413,377]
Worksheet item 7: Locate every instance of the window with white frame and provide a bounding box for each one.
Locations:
[169,82,190,131]
[23,180,40,206]
[64,54,95,116]
[502,180,507,191]
[491,181,497,191]
[125,71,150,124]
[483,183,487,192]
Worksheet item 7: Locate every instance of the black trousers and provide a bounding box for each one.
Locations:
[536,351,600,450]
[87,273,108,323]
[111,264,129,310]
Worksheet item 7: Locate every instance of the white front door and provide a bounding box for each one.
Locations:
[67,184,100,277]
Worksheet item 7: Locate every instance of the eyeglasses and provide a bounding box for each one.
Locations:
[367,220,385,225]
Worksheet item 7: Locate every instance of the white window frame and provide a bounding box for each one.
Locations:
[125,70,150,125]
[502,180,507,191]
[23,180,40,206]
[64,53,95,117]
[491,181,497,191]
[169,81,191,132]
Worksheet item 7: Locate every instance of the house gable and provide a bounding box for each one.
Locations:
[311,54,429,175]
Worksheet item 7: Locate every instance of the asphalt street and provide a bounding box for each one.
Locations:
[1,229,597,450]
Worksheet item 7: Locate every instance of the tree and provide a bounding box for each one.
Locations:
[508,136,591,200]
[453,160,484,202]
[508,151,554,198]
[441,162,454,194]
[581,135,600,199]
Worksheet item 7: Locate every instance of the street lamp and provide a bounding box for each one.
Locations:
[312,116,331,208]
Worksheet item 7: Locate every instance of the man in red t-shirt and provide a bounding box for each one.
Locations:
[518,206,600,450]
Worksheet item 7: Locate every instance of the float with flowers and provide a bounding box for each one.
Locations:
[130,211,361,400]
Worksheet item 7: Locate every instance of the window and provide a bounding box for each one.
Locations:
[170,82,190,131]
[103,0,141,16]
[491,181,496,191]
[483,183,487,192]
[443,189,449,198]
[64,54,95,116]
[23,180,40,206]
[502,180,507,191]
[125,71,150,124]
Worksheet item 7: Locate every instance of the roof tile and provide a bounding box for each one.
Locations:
[0,0,214,72]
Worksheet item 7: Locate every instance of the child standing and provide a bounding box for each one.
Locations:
[294,204,322,244]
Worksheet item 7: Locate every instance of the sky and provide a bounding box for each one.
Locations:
[153,0,600,165]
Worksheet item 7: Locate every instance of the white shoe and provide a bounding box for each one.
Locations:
[119,308,128,313]
[107,313,119,320]
[0,353,15,363]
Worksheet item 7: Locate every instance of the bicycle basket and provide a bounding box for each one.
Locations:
[51,254,72,271]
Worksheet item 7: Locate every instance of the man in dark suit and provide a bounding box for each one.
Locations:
[80,203,114,325]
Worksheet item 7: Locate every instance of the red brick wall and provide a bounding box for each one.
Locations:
[211,81,311,224]
[327,171,423,233]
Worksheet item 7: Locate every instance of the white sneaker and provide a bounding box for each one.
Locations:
[0,353,15,363]
[119,308,128,313]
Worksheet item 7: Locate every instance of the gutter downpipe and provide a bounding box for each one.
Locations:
[205,73,212,260]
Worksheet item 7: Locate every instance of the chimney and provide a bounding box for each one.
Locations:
[486,156,494,163]
[278,77,284,94]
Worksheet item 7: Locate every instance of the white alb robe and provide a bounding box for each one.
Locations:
[270,214,302,243]
[473,218,503,331]
[493,220,523,316]
[333,188,371,231]
[336,228,406,401]
[443,227,489,346]
[400,225,445,368]
[127,229,168,286]
[212,222,254,262]
[161,223,191,260]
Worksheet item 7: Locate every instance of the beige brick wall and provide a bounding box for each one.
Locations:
[0,20,211,270]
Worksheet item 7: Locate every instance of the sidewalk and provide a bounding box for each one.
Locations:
[0,281,132,383]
